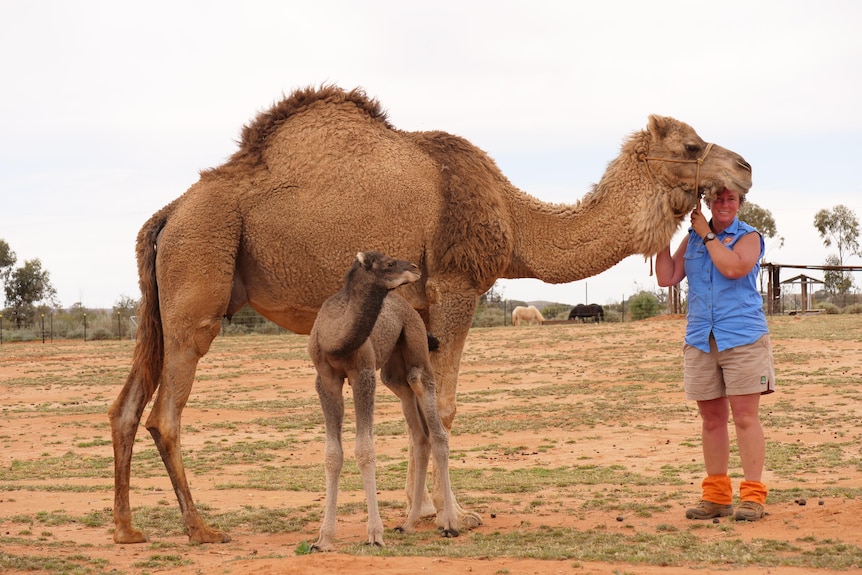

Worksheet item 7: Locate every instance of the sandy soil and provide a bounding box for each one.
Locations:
[1,315,861,574]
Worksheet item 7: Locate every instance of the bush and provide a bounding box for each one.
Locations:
[87,327,115,340]
[472,306,505,327]
[603,308,622,323]
[815,302,840,315]
[844,303,862,314]
[629,292,660,321]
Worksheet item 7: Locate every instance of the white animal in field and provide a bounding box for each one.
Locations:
[512,305,544,326]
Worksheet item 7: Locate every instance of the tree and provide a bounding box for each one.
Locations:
[4,259,57,327]
[822,254,852,295]
[0,239,16,285]
[628,291,660,320]
[814,205,860,295]
[814,205,861,265]
[739,202,784,249]
[113,294,139,317]
[480,281,504,304]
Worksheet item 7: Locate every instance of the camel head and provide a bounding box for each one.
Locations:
[617,115,752,258]
[640,115,752,216]
[354,251,421,290]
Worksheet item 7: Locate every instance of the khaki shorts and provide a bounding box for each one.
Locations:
[683,334,776,401]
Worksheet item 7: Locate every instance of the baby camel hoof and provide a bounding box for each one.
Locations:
[440,527,460,538]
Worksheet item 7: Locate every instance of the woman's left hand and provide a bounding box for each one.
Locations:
[690,205,711,239]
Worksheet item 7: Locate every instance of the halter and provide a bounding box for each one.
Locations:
[640,142,715,202]
[639,142,715,277]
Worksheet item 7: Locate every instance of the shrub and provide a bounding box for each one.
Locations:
[815,302,840,315]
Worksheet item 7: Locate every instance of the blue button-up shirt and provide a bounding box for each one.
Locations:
[683,217,768,353]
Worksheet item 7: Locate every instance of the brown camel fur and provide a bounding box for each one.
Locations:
[308,251,459,551]
[108,84,752,544]
[512,305,544,326]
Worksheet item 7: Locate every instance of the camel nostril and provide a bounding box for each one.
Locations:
[737,159,752,173]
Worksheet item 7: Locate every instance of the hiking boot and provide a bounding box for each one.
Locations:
[685,500,733,520]
[734,501,765,521]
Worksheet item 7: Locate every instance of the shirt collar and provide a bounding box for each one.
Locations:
[710,217,741,237]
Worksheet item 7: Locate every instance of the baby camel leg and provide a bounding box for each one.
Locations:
[407,367,459,536]
[311,372,346,552]
[387,382,432,533]
[350,367,385,547]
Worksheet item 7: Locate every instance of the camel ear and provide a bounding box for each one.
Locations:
[356,252,366,265]
[648,115,670,138]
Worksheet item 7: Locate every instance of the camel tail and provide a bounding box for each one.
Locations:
[126,201,176,402]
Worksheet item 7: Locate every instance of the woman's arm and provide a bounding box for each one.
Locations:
[655,236,688,287]
[704,232,762,279]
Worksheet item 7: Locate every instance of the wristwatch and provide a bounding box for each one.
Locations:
[703,232,716,244]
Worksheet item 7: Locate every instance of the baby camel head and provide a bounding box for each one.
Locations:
[354,250,421,290]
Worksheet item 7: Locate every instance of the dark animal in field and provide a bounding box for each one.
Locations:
[568,303,605,323]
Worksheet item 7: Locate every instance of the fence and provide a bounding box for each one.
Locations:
[0,310,293,345]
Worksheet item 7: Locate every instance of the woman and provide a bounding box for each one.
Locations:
[655,187,775,521]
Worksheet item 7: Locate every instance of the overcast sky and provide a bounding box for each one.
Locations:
[2,0,861,310]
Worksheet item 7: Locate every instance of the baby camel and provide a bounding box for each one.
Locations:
[307,251,460,551]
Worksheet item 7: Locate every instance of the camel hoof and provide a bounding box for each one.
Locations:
[392,526,405,533]
[459,510,483,529]
[441,527,459,538]
[189,528,231,544]
[113,527,149,544]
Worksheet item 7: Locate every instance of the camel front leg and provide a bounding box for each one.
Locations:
[312,372,346,552]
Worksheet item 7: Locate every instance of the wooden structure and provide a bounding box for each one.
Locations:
[764,263,862,315]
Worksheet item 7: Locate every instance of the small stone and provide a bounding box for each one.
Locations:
[797,498,807,506]
[490,513,496,519]
[818,500,825,506]
[712,518,720,524]
[616,516,624,522]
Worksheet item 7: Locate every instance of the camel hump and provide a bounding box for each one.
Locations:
[231,85,392,168]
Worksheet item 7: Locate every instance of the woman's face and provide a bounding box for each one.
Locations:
[707,188,741,229]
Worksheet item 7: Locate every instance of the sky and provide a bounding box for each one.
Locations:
[2,0,861,310]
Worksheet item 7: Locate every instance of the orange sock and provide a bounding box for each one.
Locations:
[701,475,733,505]
[740,480,767,505]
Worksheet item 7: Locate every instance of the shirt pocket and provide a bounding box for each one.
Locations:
[683,241,708,280]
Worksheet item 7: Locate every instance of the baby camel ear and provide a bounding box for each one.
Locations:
[355,251,367,265]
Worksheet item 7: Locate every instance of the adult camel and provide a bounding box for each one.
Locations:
[109,85,752,544]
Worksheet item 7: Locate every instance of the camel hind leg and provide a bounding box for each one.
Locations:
[109,367,158,543]
[381,358,459,537]
[381,360,432,534]
[405,366,459,536]
[146,321,230,543]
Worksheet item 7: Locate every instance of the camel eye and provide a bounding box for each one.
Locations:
[684,144,700,154]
